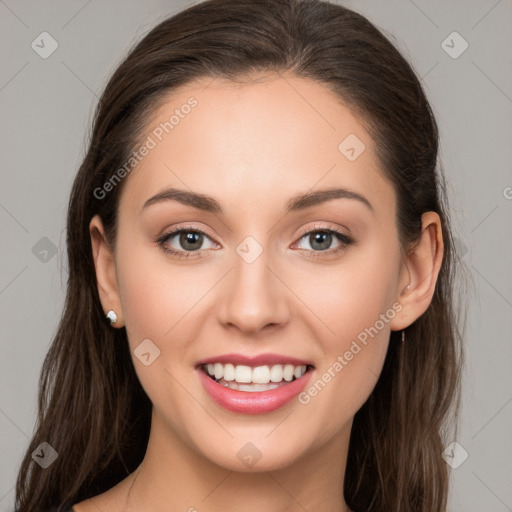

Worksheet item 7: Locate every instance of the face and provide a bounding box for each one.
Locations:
[97,74,408,472]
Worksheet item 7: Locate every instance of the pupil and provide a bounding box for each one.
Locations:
[310,232,331,251]
[180,231,202,251]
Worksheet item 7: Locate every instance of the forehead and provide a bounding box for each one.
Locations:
[118,73,395,222]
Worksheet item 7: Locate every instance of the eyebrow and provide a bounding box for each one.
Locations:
[141,187,374,214]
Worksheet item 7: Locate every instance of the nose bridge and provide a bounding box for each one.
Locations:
[218,236,289,333]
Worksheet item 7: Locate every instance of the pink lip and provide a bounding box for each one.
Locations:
[196,353,314,367]
[197,366,314,414]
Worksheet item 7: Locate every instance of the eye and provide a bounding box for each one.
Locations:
[156,224,354,260]
[293,225,354,258]
[156,225,219,259]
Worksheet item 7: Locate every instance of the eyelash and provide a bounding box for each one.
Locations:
[294,224,354,259]
[156,223,355,260]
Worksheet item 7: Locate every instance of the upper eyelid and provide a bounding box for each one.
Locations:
[295,222,352,238]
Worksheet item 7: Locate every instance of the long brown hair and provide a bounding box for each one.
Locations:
[15,1,466,510]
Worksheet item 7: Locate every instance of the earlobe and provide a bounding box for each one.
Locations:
[89,214,124,327]
[391,211,444,331]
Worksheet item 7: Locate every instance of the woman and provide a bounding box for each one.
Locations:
[15,0,464,510]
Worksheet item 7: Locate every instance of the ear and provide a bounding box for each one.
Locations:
[390,211,444,331]
[89,214,124,328]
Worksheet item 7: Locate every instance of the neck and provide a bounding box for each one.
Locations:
[125,409,352,512]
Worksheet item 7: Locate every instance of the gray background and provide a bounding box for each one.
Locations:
[1,0,511,510]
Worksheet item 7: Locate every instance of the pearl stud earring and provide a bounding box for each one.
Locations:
[106,310,117,324]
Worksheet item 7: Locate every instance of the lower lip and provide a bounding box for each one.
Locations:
[197,367,314,414]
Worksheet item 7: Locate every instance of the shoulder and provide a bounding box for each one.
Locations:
[69,500,106,512]
[68,500,106,512]
[42,507,77,512]
[69,501,102,512]
[67,470,136,512]
[69,480,131,512]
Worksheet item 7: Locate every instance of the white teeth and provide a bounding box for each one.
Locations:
[217,380,282,392]
[213,363,223,380]
[223,363,235,381]
[234,365,252,383]
[238,382,280,392]
[283,364,295,382]
[252,365,270,384]
[270,365,283,382]
[204,363,308,384]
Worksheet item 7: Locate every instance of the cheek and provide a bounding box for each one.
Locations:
[295,241,399,405]
[296,244,398,340]
[114,242,213,412]
[115,239,212,351]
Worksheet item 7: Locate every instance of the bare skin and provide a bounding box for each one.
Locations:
[77,72,443,512]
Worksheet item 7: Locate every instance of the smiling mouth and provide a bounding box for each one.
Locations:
[200,362,315,392]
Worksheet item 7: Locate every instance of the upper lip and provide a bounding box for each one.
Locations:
[196,353,314,368]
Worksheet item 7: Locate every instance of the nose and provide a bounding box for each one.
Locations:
[217,246,290,336]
